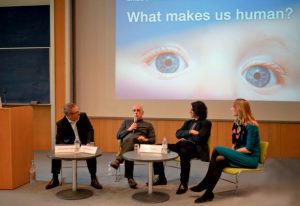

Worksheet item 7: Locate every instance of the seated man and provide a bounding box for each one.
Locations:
[45,103,102,190]
[110,104,166,188]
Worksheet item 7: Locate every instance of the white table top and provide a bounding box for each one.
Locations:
[122,151,178,162]
[47,150,102,160]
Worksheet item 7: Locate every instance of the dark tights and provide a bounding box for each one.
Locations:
[198,148,227,193]
[169,140,198,185]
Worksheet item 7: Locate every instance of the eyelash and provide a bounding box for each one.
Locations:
[240,57,287,90]
[142,46,189,79]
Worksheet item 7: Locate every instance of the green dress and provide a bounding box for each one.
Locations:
[215,123,260,168]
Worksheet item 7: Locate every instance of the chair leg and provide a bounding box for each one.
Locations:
[220,173,240,192]
[115,167,119,182]
[60,167,63,186]
[235,174,239,192]
[114,163,123,182]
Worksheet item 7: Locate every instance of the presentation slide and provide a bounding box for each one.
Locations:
[116,0,300,101]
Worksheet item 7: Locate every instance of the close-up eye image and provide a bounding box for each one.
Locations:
[141,46,189,79]
[242,63,286,89]
[155,53,181,73]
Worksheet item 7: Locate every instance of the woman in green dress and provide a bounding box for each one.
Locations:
[191,98,261,203]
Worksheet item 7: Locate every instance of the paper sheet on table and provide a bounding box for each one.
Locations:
[139,144,162,154]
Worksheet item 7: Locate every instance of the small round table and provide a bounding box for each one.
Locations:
[122,151,178,203]
[47,150,102,200]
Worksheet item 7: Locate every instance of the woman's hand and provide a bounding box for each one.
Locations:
[189,129,199,135]
[236,147,251,154]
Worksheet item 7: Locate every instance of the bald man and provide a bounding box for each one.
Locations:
[110,104,166,188]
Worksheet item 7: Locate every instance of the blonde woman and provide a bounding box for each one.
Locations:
[191,98,261,203]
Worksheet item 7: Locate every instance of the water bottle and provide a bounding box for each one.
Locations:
[162,137,168,154]
[0,96,2,108]
[29,160,36,184]
[107,162,113,176]
[74,139,81,152]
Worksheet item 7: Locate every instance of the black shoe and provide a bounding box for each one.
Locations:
[176,183,188,194]
[91,177,103,189]
[194,191,214,203]
[45,178,59,190]
[128,178,137,189]
[190,183,207,192]
[110,159,120,169]
[146,177,167,186]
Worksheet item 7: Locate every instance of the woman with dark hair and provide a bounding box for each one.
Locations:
[191,98,260,203]
[174,101,212,194]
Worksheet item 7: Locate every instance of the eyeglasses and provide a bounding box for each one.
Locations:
[132,109,141,112]
[70,110,80,115]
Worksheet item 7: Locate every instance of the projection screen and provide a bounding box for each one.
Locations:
[75,0,300,121]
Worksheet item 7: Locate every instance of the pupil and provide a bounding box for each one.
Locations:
[254,72,261,80]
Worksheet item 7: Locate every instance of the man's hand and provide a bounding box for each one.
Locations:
[137,135,148,142]
[128,123,137,131]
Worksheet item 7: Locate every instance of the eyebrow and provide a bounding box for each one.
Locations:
[239,35,289,60]
[236,35,290,73]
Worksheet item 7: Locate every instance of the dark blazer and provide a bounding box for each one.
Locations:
[176,119,212,162]
[55,112,94,145]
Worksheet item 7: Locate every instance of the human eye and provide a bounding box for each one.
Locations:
[141,46,189,79]
[240,56,287,90]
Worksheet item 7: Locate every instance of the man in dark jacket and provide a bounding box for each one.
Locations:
[45,103,102,190]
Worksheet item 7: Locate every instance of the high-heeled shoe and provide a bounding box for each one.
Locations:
[194,191,214,203]
[190,183,207,192]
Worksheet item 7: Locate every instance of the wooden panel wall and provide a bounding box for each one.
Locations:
[32,106,51,150]
[54,0,66,122]
[90,117,300,158]
[32,105,300,158]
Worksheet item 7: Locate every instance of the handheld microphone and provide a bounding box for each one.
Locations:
[133,116,137,134]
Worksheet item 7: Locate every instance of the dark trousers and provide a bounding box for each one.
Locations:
[170,140,198,185]
[124,160,165,179]
[118,137,166,179]
[199,148,227,192]
[51,158,97,179]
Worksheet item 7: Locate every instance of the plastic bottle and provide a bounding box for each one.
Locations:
[107,162,113,176]
[29,160,36,184]
[74,139,81,152]
[162,137,168,154]
[0,96,2,108]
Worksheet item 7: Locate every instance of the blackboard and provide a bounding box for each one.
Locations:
[0,49,50,104]
[0,6,50,47]
[0,5,50,104]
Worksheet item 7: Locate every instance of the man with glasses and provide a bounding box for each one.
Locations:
[110,104,166,189]
[45,103,103,190]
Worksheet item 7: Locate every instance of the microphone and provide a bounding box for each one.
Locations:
[133,116,137,134]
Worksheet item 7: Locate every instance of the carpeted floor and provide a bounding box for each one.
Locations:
[0,151,299,206]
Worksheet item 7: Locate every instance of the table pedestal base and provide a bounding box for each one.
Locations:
[56,188,93,200]
[132,191,169,203]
